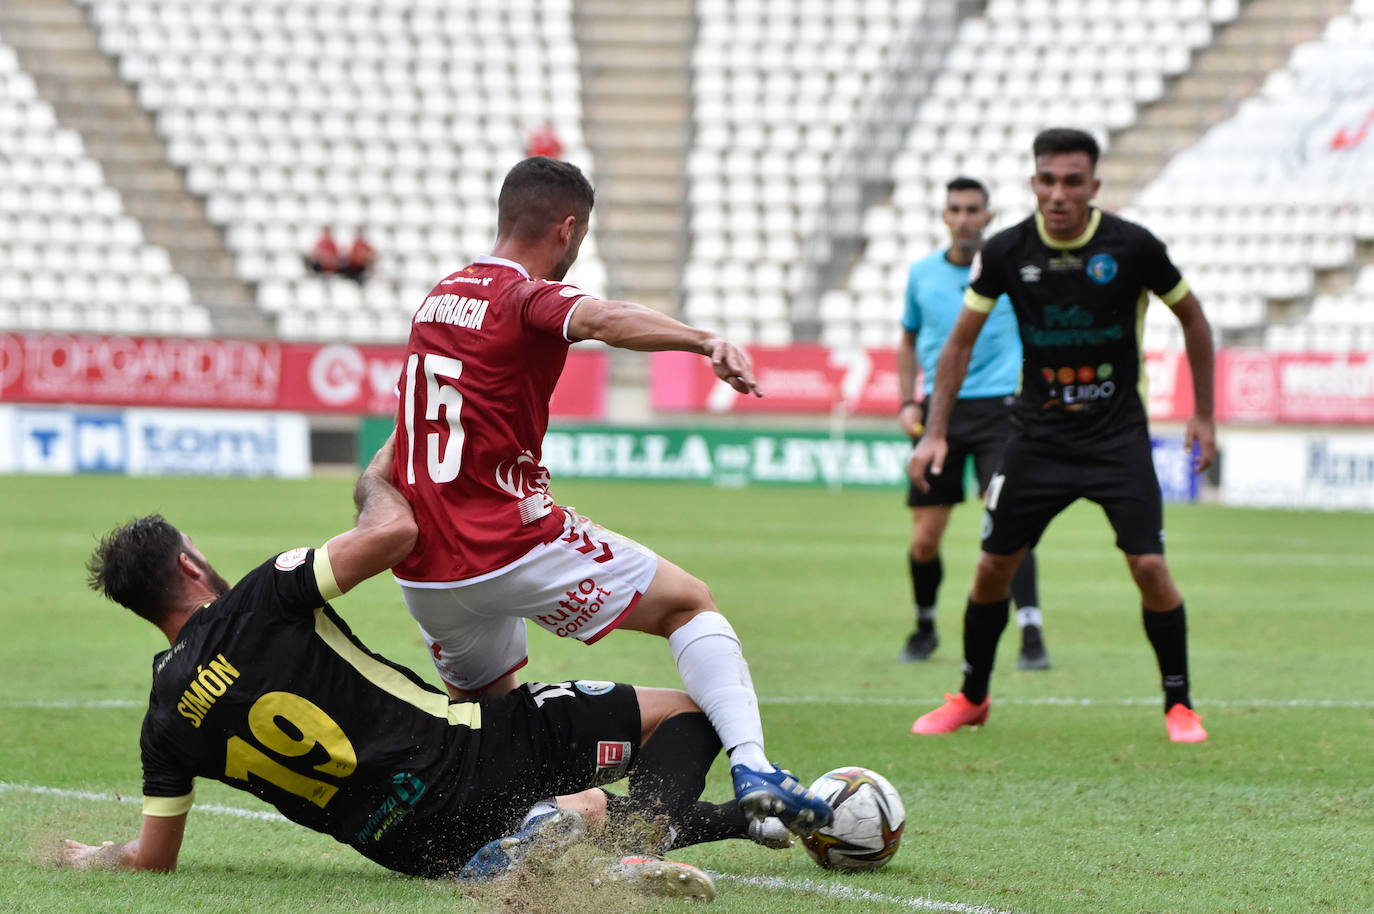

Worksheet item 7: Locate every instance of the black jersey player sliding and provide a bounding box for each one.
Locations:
[61,437,792,901]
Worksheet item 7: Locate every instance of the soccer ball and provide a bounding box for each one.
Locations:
[801,766,906,871]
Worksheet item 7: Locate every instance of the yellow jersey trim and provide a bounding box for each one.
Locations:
[143,790,194,817]
[314,545,342,603]
[1160,278,1190,307]
[313,609,481,729]
[963,290,997,314]
[1035,209,1102,250]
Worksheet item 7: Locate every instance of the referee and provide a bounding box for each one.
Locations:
[898,177,1048,670]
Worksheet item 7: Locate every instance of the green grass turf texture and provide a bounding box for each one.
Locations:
[0,473,1370,914]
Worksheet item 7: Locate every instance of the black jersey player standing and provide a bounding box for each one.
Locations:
[907,128,1215,743]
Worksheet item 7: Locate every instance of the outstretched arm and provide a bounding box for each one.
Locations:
[1171,292,1216,472]
[322,433,419,595]
[567,298,762,397]
[62,813,186,872]
[908,307,988,490]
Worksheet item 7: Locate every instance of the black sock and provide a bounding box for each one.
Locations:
[959,597,1010,705]
[665,800,751,849]
[911,555,942,632]
[1010,550,1039,613]
[1143,603,1191,710]
[616,712,720,852]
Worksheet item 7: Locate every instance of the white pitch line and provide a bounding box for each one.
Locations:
[5,782,1021,911]
[0,782,287,822]
[715,874,1020,914]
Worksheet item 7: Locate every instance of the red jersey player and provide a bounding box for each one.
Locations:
[389,157,831,837]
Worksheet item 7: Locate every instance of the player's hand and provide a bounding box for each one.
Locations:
[707,339,762,397]
[898,401,923,439]
[1186,416,1217,473]
[60,839,114,869]
[907,435,947,492]
[365,431,397,479]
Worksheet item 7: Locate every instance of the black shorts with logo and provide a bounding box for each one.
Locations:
[368,680,642,877]
[980,426,1165,556]
[907,396,1016,508]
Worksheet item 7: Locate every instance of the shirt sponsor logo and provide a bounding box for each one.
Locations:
[1086,253,1118,284]
[558,285,586,298]
[1041,364,1117,408]
[574,680,615,696]
[1019,264,1042,283]
[275,547,309,571]
[1047,253,1083,272]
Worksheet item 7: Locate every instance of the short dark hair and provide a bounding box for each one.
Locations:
[496,156,596,240]
[1032,128,1100,168]
[87,514,183,623]
[945,176,989,204]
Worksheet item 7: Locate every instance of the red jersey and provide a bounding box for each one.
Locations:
[391,256,592,582]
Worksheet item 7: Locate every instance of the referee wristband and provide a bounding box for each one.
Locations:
[899,399,917,410]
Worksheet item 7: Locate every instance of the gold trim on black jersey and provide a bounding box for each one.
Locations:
[312,609,482,730]
[1035,208,1103,250]
[142,789,194,817]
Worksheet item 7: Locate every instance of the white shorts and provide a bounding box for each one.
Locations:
[398,508,660,691]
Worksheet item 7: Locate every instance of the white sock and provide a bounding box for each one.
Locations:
[520,800,558,827]
[1016,606,1043,628]
[667,611,770,771]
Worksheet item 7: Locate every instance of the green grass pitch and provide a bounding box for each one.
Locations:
[1,473,1370,913]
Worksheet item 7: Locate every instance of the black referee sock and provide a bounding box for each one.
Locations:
[959,596,1010,705]
[910,555,942,632]
[1009,550,1039,612]
[1143,603,1191,711]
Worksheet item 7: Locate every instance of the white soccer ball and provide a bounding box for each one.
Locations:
[801,766,906,871]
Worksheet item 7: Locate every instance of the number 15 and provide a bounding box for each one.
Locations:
[403,352,465,484]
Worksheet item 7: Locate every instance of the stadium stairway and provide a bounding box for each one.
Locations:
[1098,0,1348,211]
[0,0,268,337]
[575,0,692,316]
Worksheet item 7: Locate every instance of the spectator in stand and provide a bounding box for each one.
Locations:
[304,226,339,275]
[526,119,564,159]
[340,228,377,284]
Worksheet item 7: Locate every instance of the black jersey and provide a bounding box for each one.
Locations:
[138,546,483,867]
[965,209,1189,448]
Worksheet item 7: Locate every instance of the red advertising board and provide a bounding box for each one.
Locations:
[653,345,1374,425]
[652,346,903,415]
[1216,350,1374,423]
[0,333,608,418]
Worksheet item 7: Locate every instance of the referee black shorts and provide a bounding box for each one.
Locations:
[907,395,1016,508]
[980,427,1165,556]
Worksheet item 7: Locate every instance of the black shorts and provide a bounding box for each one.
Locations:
[979,427,1165,556]
[907,396,1016,508]
[370,680,641,877]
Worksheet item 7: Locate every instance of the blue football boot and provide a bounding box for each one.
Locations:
[731,764,834,835]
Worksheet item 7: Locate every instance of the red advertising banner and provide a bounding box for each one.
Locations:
[1217,350,1374,424]
[653,345,1374,425]
[0,333,608,419]
[1143,349,1195,422]
[652,346,903,416]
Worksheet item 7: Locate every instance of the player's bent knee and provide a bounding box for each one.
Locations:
[634,686,701,742]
